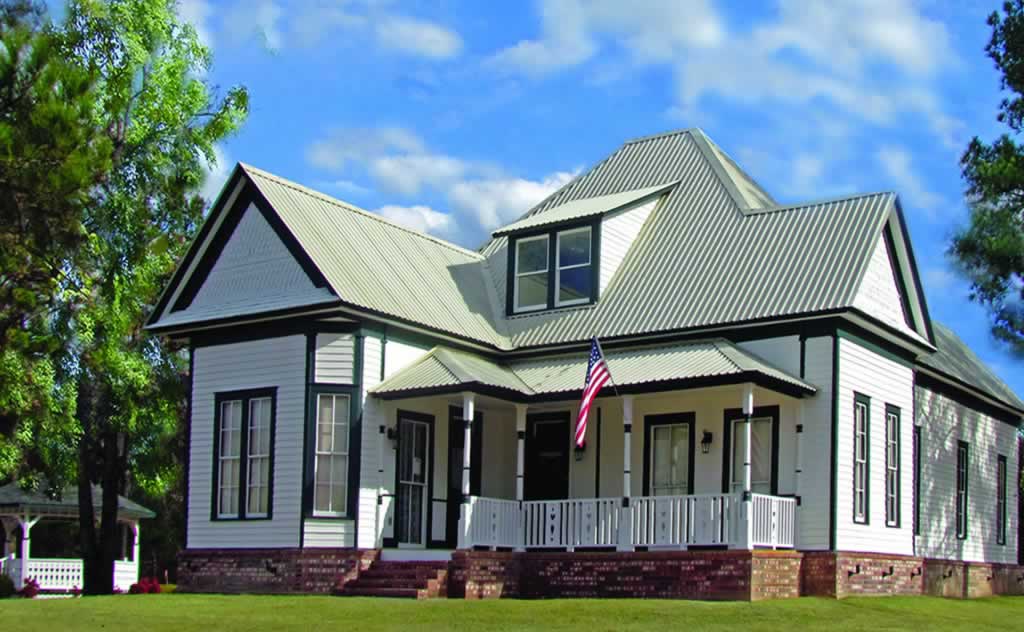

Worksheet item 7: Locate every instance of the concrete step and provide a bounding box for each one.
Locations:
[340,586,422,599]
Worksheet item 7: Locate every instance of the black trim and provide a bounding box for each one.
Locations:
[524,411,571,501]
[506,219,601,316]
[799,335,806,379]
[997,454,1008,546]
[882,224,916,332]
[184,346,194,546]
[852,392,870,525]
[891,198,935,343]
[721,406,780,495]
[956,440,969,540]
[829,334,839,551]
[912,424,921,537]
[304,385,361,520]
[210,387,278,522]
[392,409,436,547]
[642,412,696,496]
[884,404,901,528]
[191,318,358,348]
[300,333,314,547]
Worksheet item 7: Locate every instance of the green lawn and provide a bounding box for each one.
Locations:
[0,594,1021,631]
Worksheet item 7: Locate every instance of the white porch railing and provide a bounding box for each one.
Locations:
[462,493,796,551]
[1,556,139,592]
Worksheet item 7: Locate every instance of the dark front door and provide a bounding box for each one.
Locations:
[446,406,482,547]
[395,412,432,546]
[525,412,570,501]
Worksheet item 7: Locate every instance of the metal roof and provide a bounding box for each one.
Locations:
[491,181,677,236]
[0,483,156,520]
[372,339,816,399]
[918,322,1024,413]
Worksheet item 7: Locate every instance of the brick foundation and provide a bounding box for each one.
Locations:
[922,559,1024,599]
[177,548,378,594]
[801,552,924,598]
[450,550,801,601]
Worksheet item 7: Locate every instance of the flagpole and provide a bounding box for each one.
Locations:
[593,336,620,397]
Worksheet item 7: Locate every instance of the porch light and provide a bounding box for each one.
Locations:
[701,431,713,455]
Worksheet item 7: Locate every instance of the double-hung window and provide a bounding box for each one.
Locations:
[853,393,870,524]
[956,441,969,540]
[314,393,351,517]
[884,405,900,527]
[214,389,275,519]
[510,224,596,313]
[997,454,1007,546]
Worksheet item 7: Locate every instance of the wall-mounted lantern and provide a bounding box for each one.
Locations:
[701,431,713,455]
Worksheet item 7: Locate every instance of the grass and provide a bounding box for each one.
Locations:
[0,594,1021,631]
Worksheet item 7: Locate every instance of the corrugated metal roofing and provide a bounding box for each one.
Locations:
[241,165,510,348]
[372,339,815,398]
[491,181,677,236]
[0,483,156,520]
[918,322,1024,412]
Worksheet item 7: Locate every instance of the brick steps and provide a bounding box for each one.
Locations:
[337,560,449,599]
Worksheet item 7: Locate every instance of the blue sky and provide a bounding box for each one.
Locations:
[177,0,1021,394]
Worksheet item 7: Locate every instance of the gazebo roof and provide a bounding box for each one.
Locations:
[0,483,155,521]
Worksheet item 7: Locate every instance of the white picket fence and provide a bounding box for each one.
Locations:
[1,556,140,592]
[462,492,796,551]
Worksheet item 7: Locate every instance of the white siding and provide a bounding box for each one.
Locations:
[599,198,657,294]
[183,202,333,321]
[834,337,915,555]
[853,236,915,337]
[915,384,1019,563]
[737,336,801,378]
[356,336,383,548]
[314,333,355,384]
[303,519,355,548]
[798,336,834,550]
[383,339,430,379]
[188,336,305,549]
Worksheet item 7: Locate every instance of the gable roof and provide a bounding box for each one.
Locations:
[0,483,155,520]
[918,322,1024,413]
[372,339,816,400]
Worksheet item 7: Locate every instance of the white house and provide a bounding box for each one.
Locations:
[148,128,1023,600]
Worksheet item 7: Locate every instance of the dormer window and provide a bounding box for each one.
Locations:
[509,223,599,314]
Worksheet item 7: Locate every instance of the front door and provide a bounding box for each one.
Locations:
[446,406,482,547]
[396,413,431,547]
[525,412,570,501]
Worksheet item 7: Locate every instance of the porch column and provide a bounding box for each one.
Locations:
[17,514,39,590]
[515,404,527,502]
[617,395,635,552]
[738,384,755,550]
[130,521,141,586]
[461,392,476,501]
[795,403,804,507]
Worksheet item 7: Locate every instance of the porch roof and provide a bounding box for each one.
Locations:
[371,339,816,401]
[0,483,155,521]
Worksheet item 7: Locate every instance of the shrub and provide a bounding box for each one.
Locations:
[128,583,144,594]
[0,573,15,598]
[19,577,40,599]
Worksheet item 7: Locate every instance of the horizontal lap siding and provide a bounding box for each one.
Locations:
[851,235,917,340]
[189,335,305,549]
[835,337,914,555]
[915,385,1019,564]
[303,519,355,548]
[797,337,833,550]
[314,333,355,384]
[356,336,382,549]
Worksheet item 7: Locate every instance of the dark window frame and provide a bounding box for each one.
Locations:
[997,454,1007,546]
[956,440,969,540]
[852,392,870,525]
[884,404,901,528]
[643,412,696,496]
[304,384,360,520]
[720,406,780,496]
[913,424,921,536]
[211,387,277,522]
[505,220,601,315]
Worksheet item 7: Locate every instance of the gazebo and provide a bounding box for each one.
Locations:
[0,483,155,593]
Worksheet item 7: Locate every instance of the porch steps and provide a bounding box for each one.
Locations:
[336,560,449,599]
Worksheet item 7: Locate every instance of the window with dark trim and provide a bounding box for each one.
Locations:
[508,222,599,314]
[884,405,900,528]
[997,454,1007,546]
[853,393,870,524]
[643,412,696,497]
[956,441,969,540]
[213,388,276,520]
[913,425,921,536]
[313,392,351,517]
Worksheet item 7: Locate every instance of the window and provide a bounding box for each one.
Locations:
[214,389,275,520]
[513,235,549,312]
[913,425,921,536]
[956,441,969,540]
[651,424,691,496]
[997,455,1007,546]
[853,394,870,524]
[885,405,900,527]
[555,227,592,307]
[314,393,350,517]
[729,416,774,495]
[509,224,598,313]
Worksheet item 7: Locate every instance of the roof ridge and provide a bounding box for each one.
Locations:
[240,163,484,261]
[711,340,747,373]
[744,191,896,216]
[623,127,700,145]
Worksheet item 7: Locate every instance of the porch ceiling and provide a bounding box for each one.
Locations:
[371,339,815,401]
[0,483,155,521]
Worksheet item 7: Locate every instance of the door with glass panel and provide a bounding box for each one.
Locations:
[396,413,431,547]
[644,413,695,546]
[726,410,777,495]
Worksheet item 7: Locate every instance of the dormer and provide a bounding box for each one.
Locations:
[494,181,676,316]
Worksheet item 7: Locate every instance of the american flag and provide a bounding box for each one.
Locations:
[576,337,613,448]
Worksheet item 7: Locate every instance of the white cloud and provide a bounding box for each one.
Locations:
[178,0,214,48]
[370,154,469,196]
[449,171,578,229]
[199,145,233,205]
[376,204,454,236]
[375,16,463,59]
[923,266,957,292]
[876,145,945,215]
[306,127,425,171]
[224,0,283,50]
[321,179,371,197]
